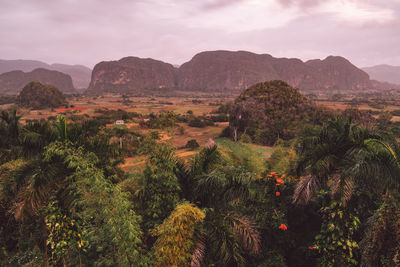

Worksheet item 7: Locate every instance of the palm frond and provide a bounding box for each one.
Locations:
[191,231,207,267]
[330,173,354,205]
[292,175,320,205]
[189,144,220,177]
[228,214,260,254]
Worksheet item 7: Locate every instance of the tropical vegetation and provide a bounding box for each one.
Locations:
[0,80,399,266]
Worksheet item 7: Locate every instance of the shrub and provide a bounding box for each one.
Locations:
[185,139,200,150]
[240,133,252,143]
[188,117,206,128]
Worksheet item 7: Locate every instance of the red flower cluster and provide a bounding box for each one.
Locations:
[276,178,285,185]
[276,192,280,197]
[279,224,288,231]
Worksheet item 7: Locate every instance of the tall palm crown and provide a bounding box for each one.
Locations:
[293,117,400,265]
[293,117,381,204]
[173,144,260,266]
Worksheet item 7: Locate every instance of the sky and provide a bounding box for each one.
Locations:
[0,0,399,68]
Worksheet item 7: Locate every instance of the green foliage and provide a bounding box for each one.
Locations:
[188,116,214,128]
[185,139,200,150]
[153,202,205,267]
[314,199,360,266]
[44,202,85,266]
[360,195,400,266]
[136,144,181,234]
[229,80,330,145]
[265,141,297,174]
[54,115,69,140]
[294,117,378,205]
[142,111,177,129]
[1,109,400,267]
[18,82,67,109]
[7,249,45,266]
[43,141,143,266]
[240,133,252,143]
[242,171,320,266]
[173,144,261,266]
[215,138,273,173]
[377,111,393,130]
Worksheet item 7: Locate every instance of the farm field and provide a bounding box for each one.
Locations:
[10,93,400,175]
[10,94,234,121]
[6,93,275,174]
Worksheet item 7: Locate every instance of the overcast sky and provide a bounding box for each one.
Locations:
[0,0,399,68]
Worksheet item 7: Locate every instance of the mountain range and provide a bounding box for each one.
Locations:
[87,50,398,94]
[362,64,400,85]
[0,68,75,94]
[0,59,91,89]
[1,52,400,95]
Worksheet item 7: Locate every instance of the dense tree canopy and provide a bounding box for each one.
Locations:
[18,82,68,109]
[0,82,399,266]
[229,80,330,145]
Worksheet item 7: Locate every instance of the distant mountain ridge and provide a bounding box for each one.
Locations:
[0,68,76,93]
[87,50,389,94]
[362,64,400,85]
[87,57,176,94]
[0,59,92,89]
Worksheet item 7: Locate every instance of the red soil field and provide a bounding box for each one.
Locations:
[55,107,88,112]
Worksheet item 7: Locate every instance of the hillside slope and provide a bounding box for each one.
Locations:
[0,68,76,93]
[86,56,176,94]
[0,59,91,89]
[362,64,400,85]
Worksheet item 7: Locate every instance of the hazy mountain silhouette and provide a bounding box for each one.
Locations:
[362,64,400,85]
[0,59,91,89]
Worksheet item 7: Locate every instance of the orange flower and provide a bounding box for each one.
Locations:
[279,224,287,231]
[276,178,284,184]
[271,172,277,175]
[258,174,262,179]
[267,174,272,177]
[276,192,280,197]
[281,174,287,178]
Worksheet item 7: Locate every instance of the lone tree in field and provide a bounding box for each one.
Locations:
[18,81,68,109]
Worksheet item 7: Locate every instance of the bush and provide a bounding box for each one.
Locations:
[188,117,206,128]
[220,126,231,138]
[185,139,200,150]
[240,133,252,143]
[210,113,229,122]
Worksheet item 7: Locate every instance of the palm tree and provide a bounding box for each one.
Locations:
[0,109,21,140]
[0,110,22,162]
[173,144,260,266]
[293,117,379,204]
[54,115,69,140]
[346,137,400,265]
[19,119,58,157]
[292,117,400,266]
